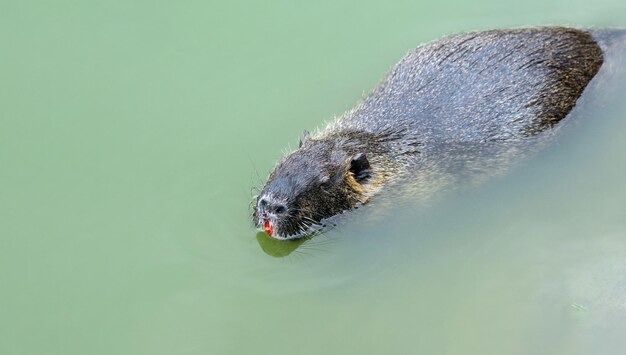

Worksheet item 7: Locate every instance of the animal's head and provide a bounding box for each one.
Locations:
[252,133,375,239]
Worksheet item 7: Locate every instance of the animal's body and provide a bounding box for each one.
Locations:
[253,27,624,240]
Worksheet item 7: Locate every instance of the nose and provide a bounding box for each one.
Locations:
[259,198,288,216]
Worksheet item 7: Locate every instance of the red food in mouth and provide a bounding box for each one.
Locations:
[264,220,274,237]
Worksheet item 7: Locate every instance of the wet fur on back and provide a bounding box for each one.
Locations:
[329,27,603,143]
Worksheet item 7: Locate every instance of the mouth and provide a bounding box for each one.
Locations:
[263,220,274,237]
[256,217,323,240]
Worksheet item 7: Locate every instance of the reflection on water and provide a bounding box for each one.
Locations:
[256,232,306,257]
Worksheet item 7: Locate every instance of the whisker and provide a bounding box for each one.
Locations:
[245,151,265,187]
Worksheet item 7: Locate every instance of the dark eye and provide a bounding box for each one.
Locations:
[275,205,286,214]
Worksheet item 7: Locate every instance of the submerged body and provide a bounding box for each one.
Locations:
[253,27,622,240]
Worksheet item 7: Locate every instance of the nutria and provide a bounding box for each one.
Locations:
[252,26,624,240]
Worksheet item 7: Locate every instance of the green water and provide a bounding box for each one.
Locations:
[2,1,626,354]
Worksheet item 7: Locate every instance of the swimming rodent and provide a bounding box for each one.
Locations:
[252,27,624,240]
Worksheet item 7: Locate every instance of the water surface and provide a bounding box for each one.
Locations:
[1,1,626,354]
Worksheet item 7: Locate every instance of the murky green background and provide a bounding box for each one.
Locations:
[2,1,626,354]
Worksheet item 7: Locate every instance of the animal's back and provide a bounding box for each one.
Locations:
[333,27,604,146]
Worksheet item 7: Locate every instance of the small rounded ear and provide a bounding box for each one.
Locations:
[299,130,310,148]
[319,175,331,186]
[349,153,372,183]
